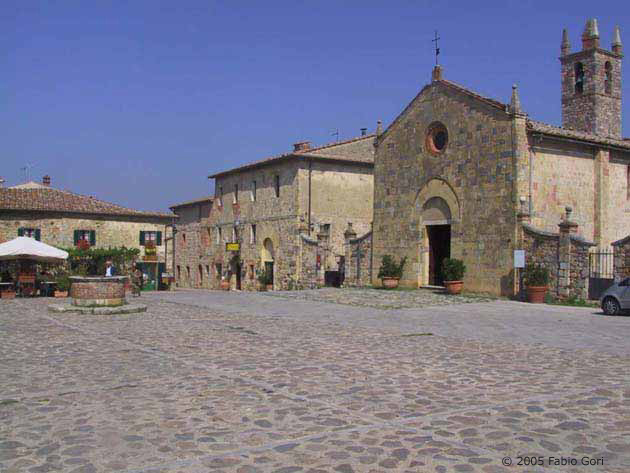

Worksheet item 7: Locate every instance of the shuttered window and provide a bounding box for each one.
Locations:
[74,230,95,246]
[18,228,40,241]
[140,231,162,245]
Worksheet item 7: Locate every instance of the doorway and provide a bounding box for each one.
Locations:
[264,261,274,286]
[427,224,450,286]
[235,262,242,290]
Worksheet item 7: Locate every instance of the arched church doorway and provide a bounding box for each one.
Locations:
[261,238,275,287]
[422,196,452,286]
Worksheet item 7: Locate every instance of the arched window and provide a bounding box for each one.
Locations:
[575,62,584,94]
[605,61,612,95]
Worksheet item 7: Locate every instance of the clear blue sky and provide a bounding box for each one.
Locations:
[3,1,629,212]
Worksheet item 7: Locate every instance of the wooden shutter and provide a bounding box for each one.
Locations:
[140,231,145,245]
[17,228,24,237]
[156,231,162,246]
[73,230,79,245]
[35,229,41,241]
[89,230,96,246]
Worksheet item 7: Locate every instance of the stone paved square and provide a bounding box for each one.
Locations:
[1,289,629,472]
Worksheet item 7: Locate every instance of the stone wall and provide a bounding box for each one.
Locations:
[520,210,595,300]
[612,235,630,280]
[0,211,171,262]
[344,228,372,288]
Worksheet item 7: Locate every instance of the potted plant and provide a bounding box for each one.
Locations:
[76,239,90,251]
[257,269,273,291]
[442,258,466,295]
[523,263,549,303]
[220,275,230,291]
[144,241,157,261]
[54,275,70,298]
[377,255,407,289]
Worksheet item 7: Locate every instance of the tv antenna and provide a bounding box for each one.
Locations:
[20,164,35,183]
[330,128,339,142]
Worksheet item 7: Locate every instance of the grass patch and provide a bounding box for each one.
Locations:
[549,296,598,308]
[402,332,434,337]
[0,399,19,406]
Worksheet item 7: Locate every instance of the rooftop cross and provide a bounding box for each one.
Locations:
[432,30,440,66]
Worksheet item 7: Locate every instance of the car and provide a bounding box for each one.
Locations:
[600,277,630,315]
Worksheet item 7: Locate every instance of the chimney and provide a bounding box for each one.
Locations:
[42,175,51,187]
[432,65,443,82]
[293,141,311,152]
[360,128,367,136]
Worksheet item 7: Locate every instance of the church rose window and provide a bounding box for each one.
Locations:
[426,122,449,155]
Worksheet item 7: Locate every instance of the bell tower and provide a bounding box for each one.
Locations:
[560,20,623,139]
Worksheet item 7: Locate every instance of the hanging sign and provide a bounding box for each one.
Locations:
[514,250,525,268]
[226,242,240,252]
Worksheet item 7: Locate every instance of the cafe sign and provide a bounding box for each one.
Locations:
[226,242,240,252]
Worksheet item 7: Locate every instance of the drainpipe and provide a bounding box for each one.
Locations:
[308,159,312,235]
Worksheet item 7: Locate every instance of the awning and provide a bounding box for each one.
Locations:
[0,237,69,263]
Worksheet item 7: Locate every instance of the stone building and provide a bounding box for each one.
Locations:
[368,19,629,297]
[169,196,215,288]
[0,176,175,274]
[198,134,375,290]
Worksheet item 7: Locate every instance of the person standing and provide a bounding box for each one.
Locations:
[105,260,117,277]
[132,266,143,296]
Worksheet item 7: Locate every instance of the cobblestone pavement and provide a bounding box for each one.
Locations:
[1,293,629,473]
[262,288,495,310]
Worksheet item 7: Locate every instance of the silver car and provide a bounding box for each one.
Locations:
[600,278,630,315]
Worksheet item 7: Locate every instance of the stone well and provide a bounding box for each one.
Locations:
[69,276,128,307]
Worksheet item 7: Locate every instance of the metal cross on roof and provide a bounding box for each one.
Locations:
[432,30,440,66]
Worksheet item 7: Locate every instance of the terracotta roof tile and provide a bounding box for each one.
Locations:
[0,187,176,220]
[527,120,630,150]
[209,134,375,178]
[169,196,214,209]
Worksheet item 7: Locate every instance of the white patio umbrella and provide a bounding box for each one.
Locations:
[0,237,68,263]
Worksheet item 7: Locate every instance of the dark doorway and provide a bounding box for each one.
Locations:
[265,261,274,286]
[235,262,242,290]
[427,224,451,286]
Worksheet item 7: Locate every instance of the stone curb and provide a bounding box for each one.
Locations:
[47,303,147,315]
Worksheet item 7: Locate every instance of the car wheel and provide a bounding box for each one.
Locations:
[602,297,621,316]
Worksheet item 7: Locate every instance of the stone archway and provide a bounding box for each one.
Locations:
[415,179,460,286]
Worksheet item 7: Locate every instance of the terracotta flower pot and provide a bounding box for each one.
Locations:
[444,280,463,295]
[54,291,68,298]
[382,277,399,289]
[220,280,230,291]
[266,284,273,291]
[526,286,547,304]
[1,291,16,299]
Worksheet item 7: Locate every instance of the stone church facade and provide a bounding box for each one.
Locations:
[370,20,630,296]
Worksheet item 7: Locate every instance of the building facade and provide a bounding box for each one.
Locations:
[171,134,375,290]
[0,177,175,274]
[370,20,629,296]
[169,197,215,289]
